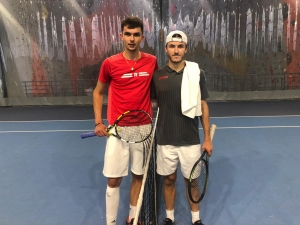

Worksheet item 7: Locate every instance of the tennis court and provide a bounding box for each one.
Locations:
[0,100,300,225]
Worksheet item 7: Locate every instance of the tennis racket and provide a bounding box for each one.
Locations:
[188,124,216,204]
[81,110,153,143]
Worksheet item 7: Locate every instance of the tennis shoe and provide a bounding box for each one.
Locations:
[125,217,143,225]
[164,218,174,225]
[193,220,204,225]
[126,217,133,225]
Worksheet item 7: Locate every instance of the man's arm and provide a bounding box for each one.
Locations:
[93,81,108,136]
[200,99,213,156]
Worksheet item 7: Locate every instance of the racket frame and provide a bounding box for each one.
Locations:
[81,110,153,144]
[188,151,209,204]
[187,124,216,204]
[107,110,153,143]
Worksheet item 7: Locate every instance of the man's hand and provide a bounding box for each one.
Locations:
[94,123,109,137]
[202,139,213,156]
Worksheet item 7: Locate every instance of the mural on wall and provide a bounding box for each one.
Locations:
[0,42,5,97]
[0,0,161,97]
[165,0,298,89]
[285,0,300,89]
[0,0,299,98]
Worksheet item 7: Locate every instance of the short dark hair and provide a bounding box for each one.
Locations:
[121,16,143,34]
[172,34,182,38]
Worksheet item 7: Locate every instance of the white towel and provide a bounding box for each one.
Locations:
[181,61,202,118]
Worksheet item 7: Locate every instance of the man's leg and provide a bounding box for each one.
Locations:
[179,144,202,224]
[106,177,122,225]
[127,139,147,223]
[127,172,143,222]
[103,129,131,224]
[164,171,177,223]
[184,178,201,224]
[156,145,179,224]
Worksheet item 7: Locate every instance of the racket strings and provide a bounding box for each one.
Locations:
[116,111,153,143]
[116,124,152,142]
[190,159,208,202]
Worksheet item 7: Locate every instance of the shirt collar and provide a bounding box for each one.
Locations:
[165,64,185,74]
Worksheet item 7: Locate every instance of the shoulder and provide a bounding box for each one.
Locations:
[156,66,166,72]
[153,66,167,77]
[106,53,123,63]
[141,52,157,61]
[185,60,199,68]
[102,53,124,69]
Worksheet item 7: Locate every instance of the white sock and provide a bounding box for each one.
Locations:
[129,204,136,220]
[191,210,200,223]
[166,209,174,222]
[106,185,120,224]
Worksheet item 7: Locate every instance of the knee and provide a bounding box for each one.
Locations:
[131,173,143,184]
[132,172,143,180]
[107,177,122,188]
[164,174,177,187]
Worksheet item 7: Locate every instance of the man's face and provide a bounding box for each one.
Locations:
[120,26,144,51]
[165,41,187,63]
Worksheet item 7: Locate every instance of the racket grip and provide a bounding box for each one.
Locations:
[210,124,217,141]
[81,132,97,139]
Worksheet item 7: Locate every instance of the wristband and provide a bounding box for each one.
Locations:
[95,122,104,127]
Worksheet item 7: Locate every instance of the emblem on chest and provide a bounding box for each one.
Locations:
[121,72,149,78]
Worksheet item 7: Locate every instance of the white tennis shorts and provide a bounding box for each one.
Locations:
[102,127,146,178]
[157,144,201,179]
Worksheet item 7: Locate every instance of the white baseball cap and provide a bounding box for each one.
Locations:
[165,30,187,45]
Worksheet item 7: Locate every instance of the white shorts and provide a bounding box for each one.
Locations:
[157,144,201,179]
[102,127,146,178]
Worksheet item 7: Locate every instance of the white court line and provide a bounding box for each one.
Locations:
[0,115,299,123]
[0,130,92,134]
[199,125,300,129]
[212,115,300,119]
[1,126,300,134]
[0,119,96,123]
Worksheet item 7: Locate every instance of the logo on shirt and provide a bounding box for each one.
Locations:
[121,72,149,78]
[158,76,168,80]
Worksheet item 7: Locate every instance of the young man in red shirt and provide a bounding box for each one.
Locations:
[93,16,158,225]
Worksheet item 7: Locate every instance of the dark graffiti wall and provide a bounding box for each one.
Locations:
[165,0,299,90]
[0,0,159,98]
[0,0,299,100]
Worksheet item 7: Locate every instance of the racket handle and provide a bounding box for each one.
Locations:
[210,124,217,141]
[81,132,97,139]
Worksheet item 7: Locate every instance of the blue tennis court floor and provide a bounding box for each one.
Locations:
[0,100,300,225]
